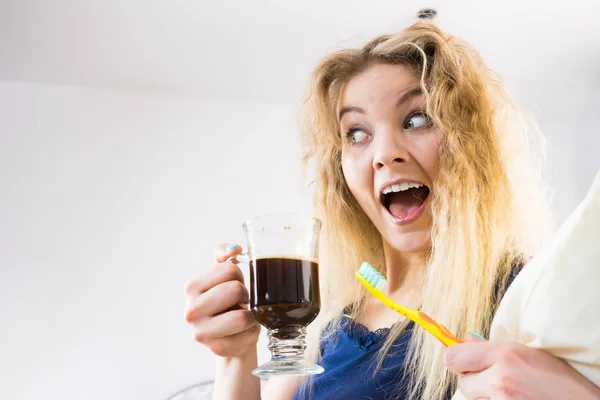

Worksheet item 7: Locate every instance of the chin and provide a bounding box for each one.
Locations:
[383,229,431,253]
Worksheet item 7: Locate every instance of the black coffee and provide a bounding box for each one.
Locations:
[250,256,320,339]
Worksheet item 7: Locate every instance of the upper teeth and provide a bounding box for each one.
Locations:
[382,182,423,195]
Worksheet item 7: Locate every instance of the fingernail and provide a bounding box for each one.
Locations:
[226,243,239,251]
[467,330,486,340]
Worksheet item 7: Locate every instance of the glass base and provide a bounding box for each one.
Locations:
[252,358,324,377]
[252,326,324,377]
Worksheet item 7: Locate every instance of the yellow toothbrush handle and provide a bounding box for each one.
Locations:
[407,309,462,347]
[357,273,463,347]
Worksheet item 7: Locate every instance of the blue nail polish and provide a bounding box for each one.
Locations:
[226,243,239,251]
[468,330,486,340]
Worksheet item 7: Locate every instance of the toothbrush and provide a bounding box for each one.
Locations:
[356,262,463,347]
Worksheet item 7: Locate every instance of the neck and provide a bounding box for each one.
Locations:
[382,241,426,297]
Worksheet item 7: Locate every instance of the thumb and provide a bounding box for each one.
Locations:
[465,330,487,342]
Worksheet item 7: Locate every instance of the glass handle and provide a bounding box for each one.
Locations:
[228,251,250,265]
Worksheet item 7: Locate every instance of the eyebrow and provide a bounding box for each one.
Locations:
[338,86,423,121]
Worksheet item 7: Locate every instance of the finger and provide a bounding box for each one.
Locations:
[459,371,492,400]
[464,331,487,343]
[184,262,244,300]
[459,367,522,400]
[444,341,500,374]
[204,324,262,358]
[192,309,258,342]
[186,280,249,321]
[214,242,243,263]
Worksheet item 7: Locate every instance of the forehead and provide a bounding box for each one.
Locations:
[339,63,420,109]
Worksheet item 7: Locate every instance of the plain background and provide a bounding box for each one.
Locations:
[1,1,599,399]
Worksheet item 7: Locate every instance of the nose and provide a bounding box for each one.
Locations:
[372,129,409,170]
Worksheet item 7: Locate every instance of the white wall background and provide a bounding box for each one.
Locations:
[0,81,310,399]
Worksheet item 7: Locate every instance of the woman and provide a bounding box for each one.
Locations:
[184,21,600,399]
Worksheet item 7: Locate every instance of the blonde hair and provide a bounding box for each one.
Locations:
[299,21,553,399]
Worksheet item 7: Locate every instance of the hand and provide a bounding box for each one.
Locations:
[444,333,600,400]
[184,243,260,358]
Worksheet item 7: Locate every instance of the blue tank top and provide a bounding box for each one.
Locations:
[292,265,523,400]
[293,316,419,400]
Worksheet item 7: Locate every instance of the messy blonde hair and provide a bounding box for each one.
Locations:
[300,21,553,399]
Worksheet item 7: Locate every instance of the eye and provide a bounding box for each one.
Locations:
[346,128,369,144]
[404,112,430,130]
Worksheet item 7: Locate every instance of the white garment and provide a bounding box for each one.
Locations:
[453,170,600,399]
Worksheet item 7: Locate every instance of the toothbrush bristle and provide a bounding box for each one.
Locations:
[359,262,387,292]
[359,262,369,275]
[371,275,380,287]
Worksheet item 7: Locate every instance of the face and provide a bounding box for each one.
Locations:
[339,63,440,253]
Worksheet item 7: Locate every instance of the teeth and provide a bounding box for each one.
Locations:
[382,182,423,195]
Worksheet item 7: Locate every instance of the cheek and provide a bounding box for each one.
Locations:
[341,153,357,191]
[341,151,372,200]
[415,134,441,181]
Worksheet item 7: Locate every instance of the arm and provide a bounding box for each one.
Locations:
[213,351,261,400]
[262,376,303,400]
[184,243,263,400]
[213,357,301,400]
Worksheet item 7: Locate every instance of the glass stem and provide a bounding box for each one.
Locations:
[267,327,307,361]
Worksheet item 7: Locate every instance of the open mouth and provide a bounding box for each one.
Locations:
[380,182,431,221]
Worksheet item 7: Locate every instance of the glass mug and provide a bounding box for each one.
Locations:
[232,212,324,377]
